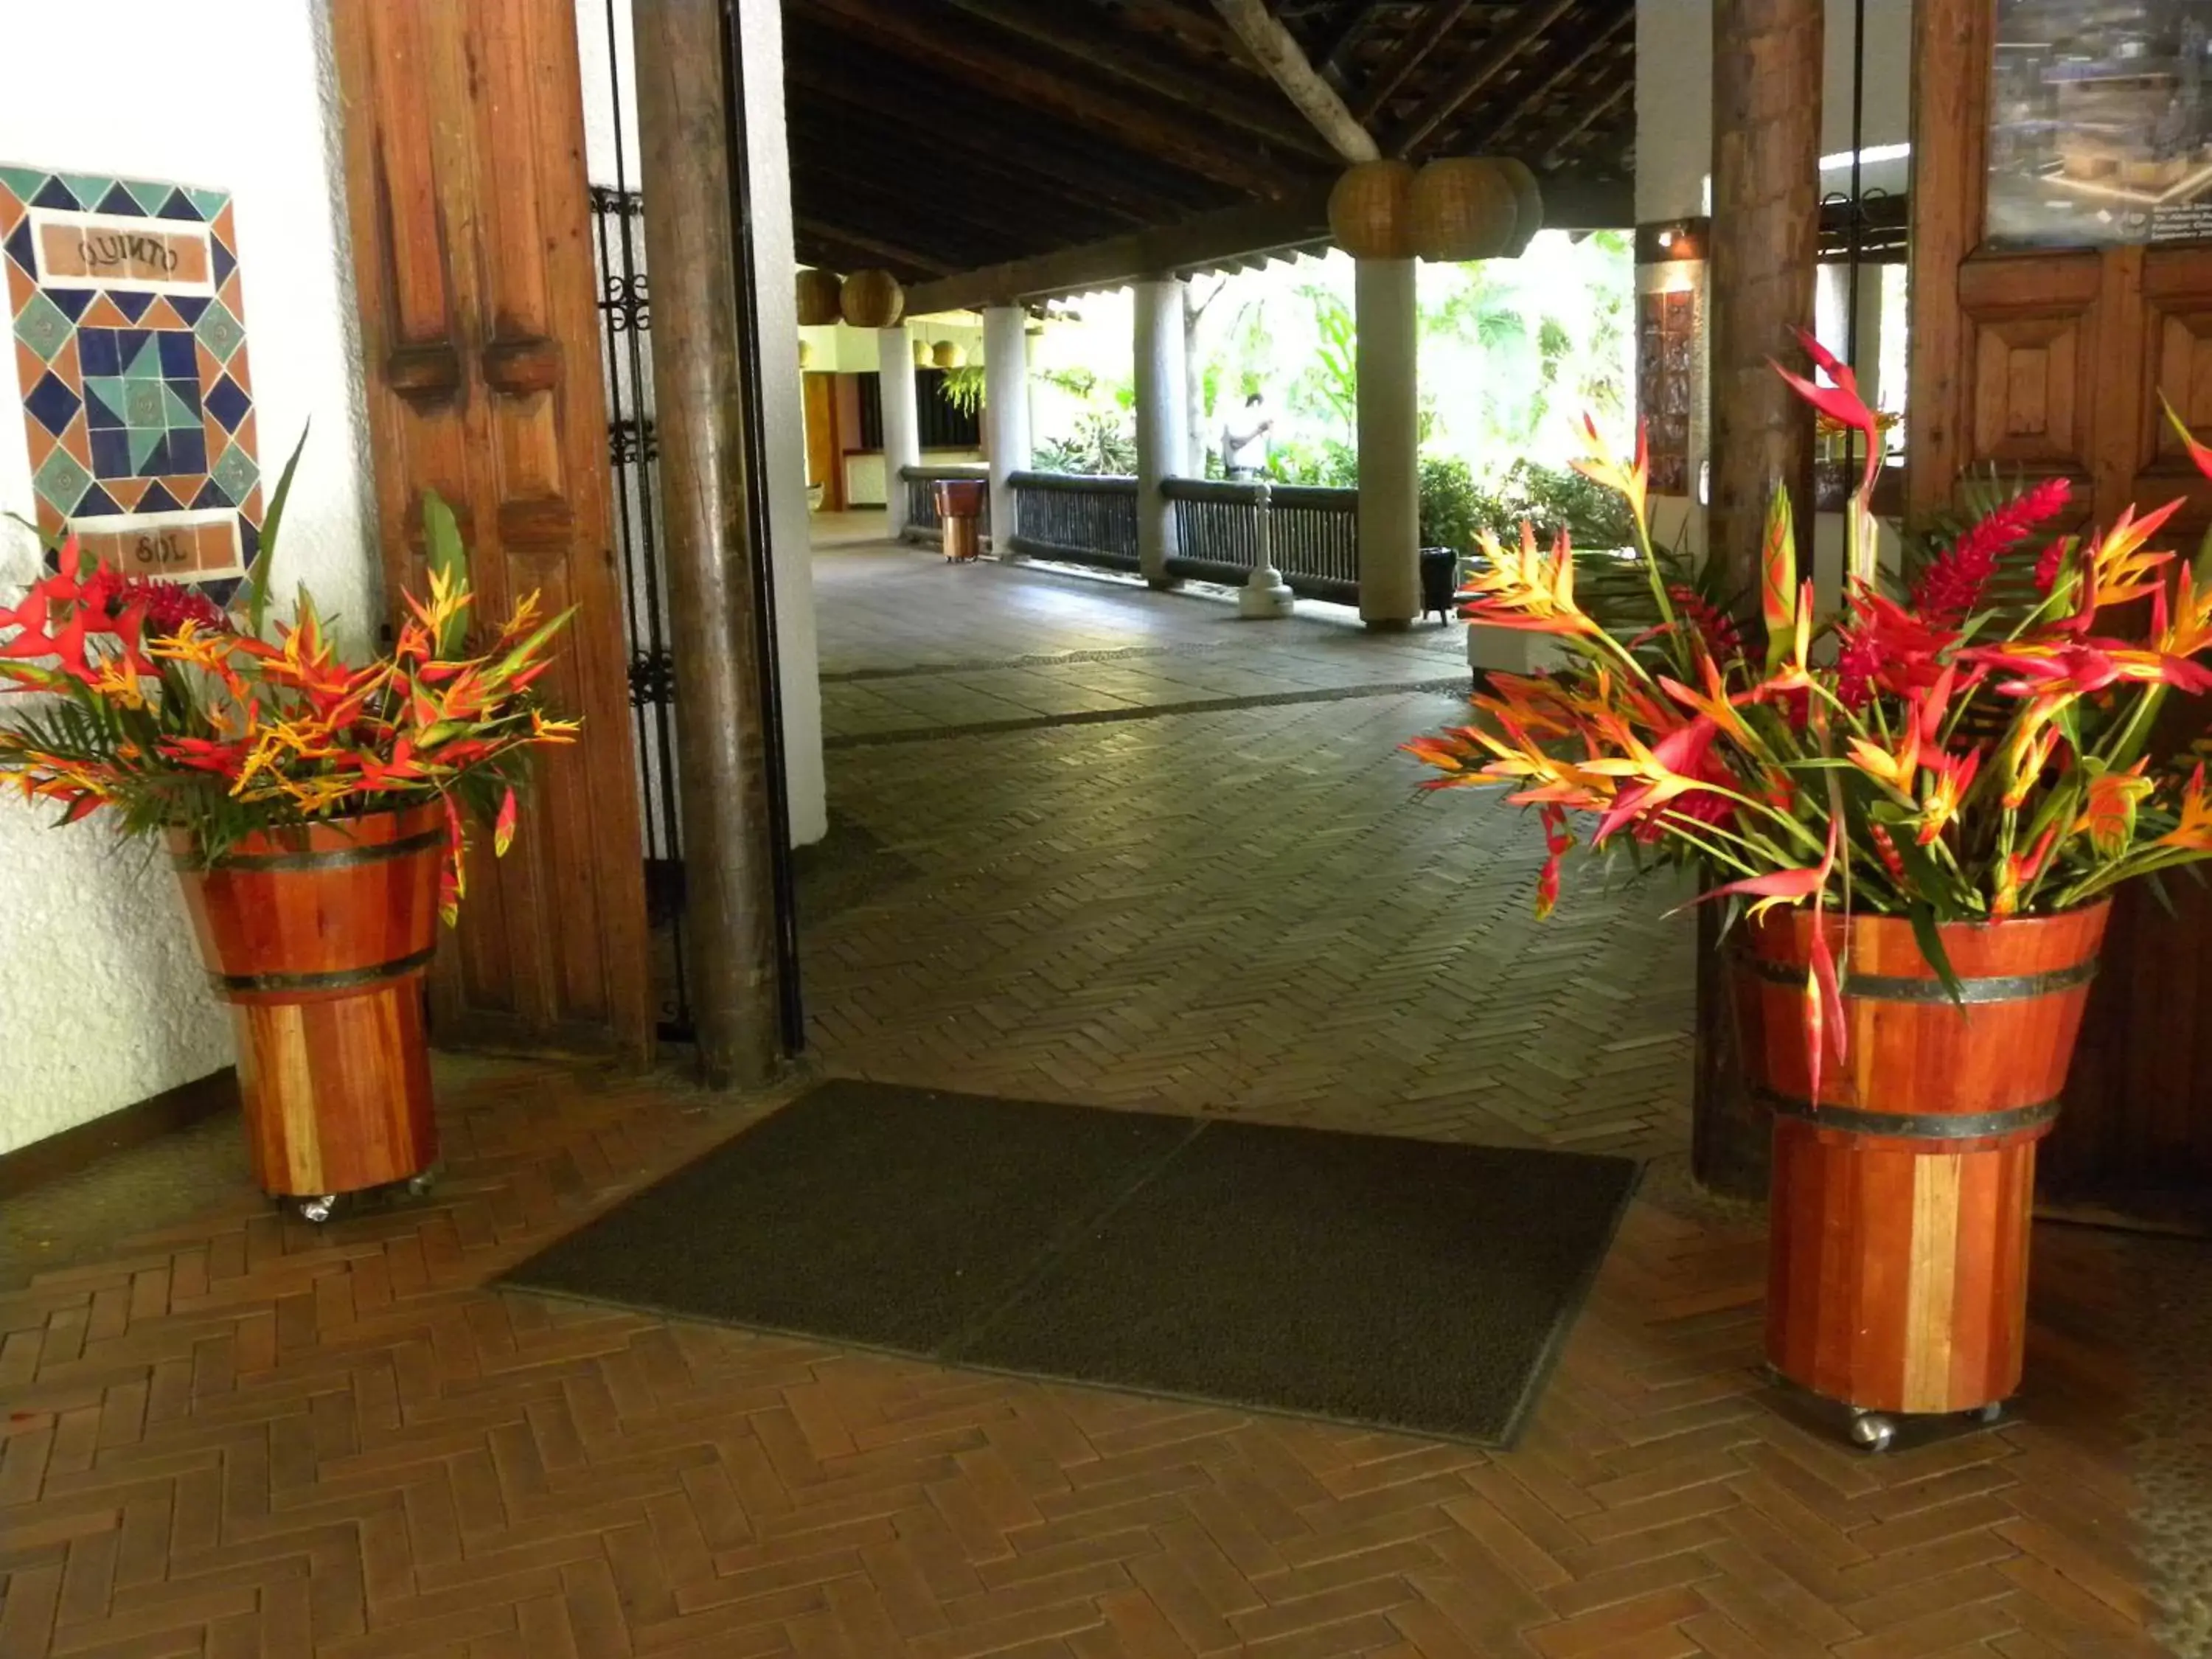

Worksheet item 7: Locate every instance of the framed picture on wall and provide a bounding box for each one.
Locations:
[1986,0,2212,248]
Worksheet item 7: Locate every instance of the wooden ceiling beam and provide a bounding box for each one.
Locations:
[1210,0,1380,163]
[793,220,956,278]
[1349,0,1477,124]
[1388,0,1579,156]
[898,161,1634,313]
[794,0,1318,199]
[933,0,1337,161]
[1448,4,1635,155]
[905,182,1336,313]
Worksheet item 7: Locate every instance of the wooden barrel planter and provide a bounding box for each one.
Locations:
[1733,902,2110,1447]
[169,803,445,1219]
[935,478,987,563]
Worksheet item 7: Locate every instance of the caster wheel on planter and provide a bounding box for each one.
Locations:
[1969,1400,2006,1425]
[296,1194,339,1225]
[1848,1411,1896,1453]
[403,1166,439,1200]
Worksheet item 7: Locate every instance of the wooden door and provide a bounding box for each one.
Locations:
[1908,0,2212,1217]
[332,0,653,1060]
[802,372,841,509]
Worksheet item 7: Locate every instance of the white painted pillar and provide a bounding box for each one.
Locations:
[1133,277,1187,588]
[983,304,1031,557]
[877,322,921,538]
[1355,257,1419,630]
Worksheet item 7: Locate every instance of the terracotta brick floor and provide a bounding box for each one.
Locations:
[0,545,2198,1657]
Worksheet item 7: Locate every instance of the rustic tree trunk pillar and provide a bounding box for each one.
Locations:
[983,305,1031,556]
[1355,257,1419,630]
[879,322,922,539]
[633,0,785,1088]
[1134,276,1187,588]
[1697,0,1823,1197]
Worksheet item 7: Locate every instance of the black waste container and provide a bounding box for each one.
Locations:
[1419,547,1461,624]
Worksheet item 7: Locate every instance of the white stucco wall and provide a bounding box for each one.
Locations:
[0,1,377,1155]
[576,0,827,846]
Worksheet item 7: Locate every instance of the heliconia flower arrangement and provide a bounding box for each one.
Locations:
[0,442,577,922]
[1407,337,2212,1099]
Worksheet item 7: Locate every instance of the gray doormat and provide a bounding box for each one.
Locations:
[501,1080,1639,1447]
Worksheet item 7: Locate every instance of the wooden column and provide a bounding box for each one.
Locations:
[1694,0,1823,1197]
[634,0,785,1088]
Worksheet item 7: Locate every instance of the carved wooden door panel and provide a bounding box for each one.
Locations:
[1908,0,2212,1215]
[332,0,653,1059]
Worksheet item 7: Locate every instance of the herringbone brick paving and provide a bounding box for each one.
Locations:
[0,554,2188,1655]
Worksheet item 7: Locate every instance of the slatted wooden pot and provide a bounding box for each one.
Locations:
[1736,902,2110,1425]
[169,804,444,1205]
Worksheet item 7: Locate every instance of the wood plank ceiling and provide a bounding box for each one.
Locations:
[782,0,1637,283]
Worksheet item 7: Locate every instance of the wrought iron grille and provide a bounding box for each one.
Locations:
[587,5,691,1040]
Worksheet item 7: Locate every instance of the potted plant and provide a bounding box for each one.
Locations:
[0,446,575,1222]
[1407,344,2212,1449]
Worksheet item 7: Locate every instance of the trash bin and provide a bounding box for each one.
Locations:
[1419,546,1461,623]
[936,479,987,563]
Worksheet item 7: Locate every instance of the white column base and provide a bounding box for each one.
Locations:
[1239,565,1294,618]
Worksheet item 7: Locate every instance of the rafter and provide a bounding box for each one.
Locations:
[1349,0,1476,124]
[795,0,1318,199]
[1519,76,1634,170]
[782,31,1230,222]
[1449,3,1635,156]
[1312,1,1391,85]
[1387,0,1580,157]
[935,0,1335,161]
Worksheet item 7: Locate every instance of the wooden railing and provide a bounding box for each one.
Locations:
[1163,478,1359,605]
[900,464,990,540]
[1007,471,1141,571]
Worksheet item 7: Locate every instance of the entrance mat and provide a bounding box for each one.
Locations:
[501,1081,1640,1447]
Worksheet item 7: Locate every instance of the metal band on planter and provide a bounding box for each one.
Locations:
[204,944,441,996]
[1754,1089,2062,1141]
[1735,953,2098,1004]
[173,825,447,874]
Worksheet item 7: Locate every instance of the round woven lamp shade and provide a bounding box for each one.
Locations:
[1410,159,1520,262]
[1329,160,1416,260]
[841,268,905,329]
[798,338,815,369]
[913,338,933,368]
[932,341,967,369]
[1495,158,1545,257]
[795,267,843,327]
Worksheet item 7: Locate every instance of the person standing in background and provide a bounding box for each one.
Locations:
[1221,392,1273,480]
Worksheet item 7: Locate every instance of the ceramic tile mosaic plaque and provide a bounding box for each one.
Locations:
[1,165,262,598]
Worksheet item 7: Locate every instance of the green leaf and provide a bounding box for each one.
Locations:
[420,489,470,657]
[1907,902,1967,1007]
[246,425,310,639]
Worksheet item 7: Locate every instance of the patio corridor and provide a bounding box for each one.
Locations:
[0,542,2199,1657]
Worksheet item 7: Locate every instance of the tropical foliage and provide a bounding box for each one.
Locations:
[0,443,576,922]
[1406,338,2212,1098]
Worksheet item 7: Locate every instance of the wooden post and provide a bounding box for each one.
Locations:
[634,0,785,1088]
[1696,0,1822,1197]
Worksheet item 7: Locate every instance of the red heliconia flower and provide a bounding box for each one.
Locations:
[1775,330,1881,501]
[2033,535,2073,597]
[1833,590,1956,709]
[1665,584,1744,664]
[1912,476,2072,625]
[1534,804,1573,919]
